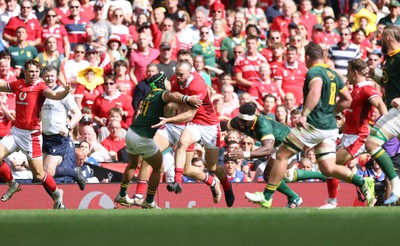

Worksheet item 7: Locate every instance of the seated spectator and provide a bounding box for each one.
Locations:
[224,154,250,182]
[92,74,134,129]
[79,125,111,162]
[363,159,388,206]
[220,84,239,118]
[240,135,257,169]
[193,55,212,87]
[288,109,302,128]
[98,107,127,142]
[75,147,99,183]
[249,63,280,109]
[275,104,289,125]
[75,66,104,110]
[78,140,99,166]
[100,120,128,162]
[3,151,32,184]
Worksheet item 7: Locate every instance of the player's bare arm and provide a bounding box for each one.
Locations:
[151,107,197,128]
[230,138,276,160]
[369,96,388,115]
[298,77,322,128]
[163,91,202,108]
[45,83,71,100]
[335,86,352,114]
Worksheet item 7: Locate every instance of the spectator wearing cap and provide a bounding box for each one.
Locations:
[54,0,71,20]
[170,10,193,59]
[35,36,67,86]
[243,0,269,33]
[74,66,104,110]
[328,27,361,76]
[266,0,284,23]
[191,26,216,71]
[99,35,123,70]
[165,0,180,20]
[367,49,383,69]
[85,46,101,67]
[64,44,90,85]
[80,0,95,21]
[274,46,307,105]
[299,0,318,38]
[89,1,112,52]
[33,0,49,22]
[323,16,340,46]
[311,23,325,44]
[209,0,225,22]
[378,0,400,27]
[41,9,71,61]
[155,42,176,80]
[61,0,91,52]
[92,74,134,129]
[287,22,299,42]
[270,0,296,44]
[3,0,42,48]
[129,32,160,85]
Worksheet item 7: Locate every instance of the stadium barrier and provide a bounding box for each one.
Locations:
[0,182,364,209]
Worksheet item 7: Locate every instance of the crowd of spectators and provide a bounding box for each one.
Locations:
[0,0,399,187]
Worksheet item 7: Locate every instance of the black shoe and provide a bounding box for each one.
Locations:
[224,188,235,207]
[74,168,86,191]
[166,182,182,194]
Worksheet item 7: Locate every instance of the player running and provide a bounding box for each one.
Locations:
[0,60,70,209]
[244,43,376,208]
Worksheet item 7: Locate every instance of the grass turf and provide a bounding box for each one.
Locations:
[0,207,399,246]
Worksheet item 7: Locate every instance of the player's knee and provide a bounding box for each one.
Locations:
[365,139,380,154]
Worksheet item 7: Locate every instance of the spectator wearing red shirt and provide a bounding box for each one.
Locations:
[270,0,296,44]
[268,42,285,77]
[92,74,134,129]
[323,16,340,46]
[61,0,91,52]
[54,0,70,20]
[113,60,134,96]
[274,46,308,105]
[101,119,126,162]
[3,0,42,47]
[74,66,104,110]
[80,0,94,21]
[299,0,318,38]
[234,36,268,94]
[249,63,281,108]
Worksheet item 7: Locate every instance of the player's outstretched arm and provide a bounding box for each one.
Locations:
[151,108,197,128]
[45,83,71,100]
[163,91,202,108]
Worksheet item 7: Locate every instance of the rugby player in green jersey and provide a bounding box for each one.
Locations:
[245,43,376,208]
[365,25,400,205]
[114,73,202,208]
[227,103,327,208]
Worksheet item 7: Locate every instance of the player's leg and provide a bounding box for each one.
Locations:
[43,154,62,177]
[263,158,303,208]
[172,127,197,191]
[365,110,400,204]
[0,140,20,202]
[316,142,376,207]
[115,153,141,206]
[319,146,353,209]
[142,151,163,209]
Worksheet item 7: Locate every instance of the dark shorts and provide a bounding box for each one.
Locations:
[42,134,70,156]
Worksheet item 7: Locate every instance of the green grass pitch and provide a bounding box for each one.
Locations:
[0,207,399,246]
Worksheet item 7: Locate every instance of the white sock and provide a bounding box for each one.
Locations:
[391,176,400,196]
[134,194,144,199]
[327,198,337,204]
